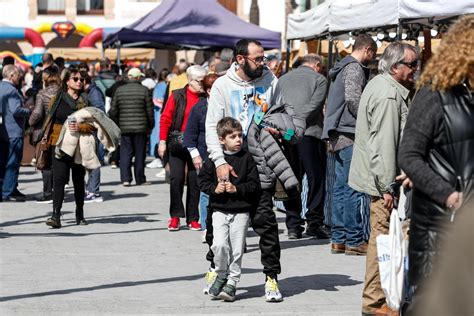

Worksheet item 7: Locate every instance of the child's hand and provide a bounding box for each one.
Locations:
[225,181,237,193]
[215,181,226,194]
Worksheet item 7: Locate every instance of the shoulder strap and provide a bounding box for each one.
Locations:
[170,87,187,131]
[37,91,63,141]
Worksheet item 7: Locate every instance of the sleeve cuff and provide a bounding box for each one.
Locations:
[188,148,200,159]
[215,158,227,168]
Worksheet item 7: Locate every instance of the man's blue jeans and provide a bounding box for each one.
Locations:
[330,145,365,247]
[2,137,23,199]
[199,192,209,230]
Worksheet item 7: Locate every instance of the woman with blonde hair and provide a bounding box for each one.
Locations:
[398,14,474,292]
[29,66,62,203]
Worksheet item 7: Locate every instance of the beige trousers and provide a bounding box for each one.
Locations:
[362,197,390,314]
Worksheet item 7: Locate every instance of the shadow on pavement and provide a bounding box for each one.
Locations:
[100,192,149,201]
[237,274,363,300]
[0,227,167,239]
[73,213,159,224]
[0,268,260,302]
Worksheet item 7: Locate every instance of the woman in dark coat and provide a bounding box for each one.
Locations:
[44,67,94,229]
[398,15,474,290]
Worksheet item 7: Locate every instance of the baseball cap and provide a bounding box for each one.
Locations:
[128,67,145,78]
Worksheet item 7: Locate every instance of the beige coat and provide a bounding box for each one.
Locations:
[55,107,120,170]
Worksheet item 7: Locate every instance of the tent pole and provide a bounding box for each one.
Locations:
[397,21,403,40]
[285,39,291,73]
[116,41,121,70]
[328,37,334,71]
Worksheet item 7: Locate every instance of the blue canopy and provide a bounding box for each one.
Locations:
[103,0,281,49]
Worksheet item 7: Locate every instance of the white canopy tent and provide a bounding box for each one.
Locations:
[287,0,474,40]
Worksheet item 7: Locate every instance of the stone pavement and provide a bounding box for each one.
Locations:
[1,164,366,315]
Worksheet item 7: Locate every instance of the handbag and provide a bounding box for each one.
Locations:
[35,92,63,170]
[35,135,51,170]
[167,130,184,153]
[166,89,187,154]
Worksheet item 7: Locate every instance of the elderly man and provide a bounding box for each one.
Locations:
[0,65,31,202]
[276,54,329,239]
[109,67,154,186]
[348,42,418,315]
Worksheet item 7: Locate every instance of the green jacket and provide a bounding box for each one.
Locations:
[348,73,410,197]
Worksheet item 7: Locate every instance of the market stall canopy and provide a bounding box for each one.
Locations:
[287,0,474,40]
[46,48,155,61]
[103,0,281,49]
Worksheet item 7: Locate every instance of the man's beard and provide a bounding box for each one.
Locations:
[242,60,263,80]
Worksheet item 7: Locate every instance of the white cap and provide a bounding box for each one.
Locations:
[128,67,144,78]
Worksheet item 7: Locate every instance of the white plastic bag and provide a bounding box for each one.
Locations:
[376,209,407,311]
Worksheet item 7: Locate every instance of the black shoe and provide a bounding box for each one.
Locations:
[36,196,53,204]
[12,190,26,197]
[305,225,331,239]
[46,210,62,228]
[75,207,87,225]
[287,229,302,240]
[3,196,26,202]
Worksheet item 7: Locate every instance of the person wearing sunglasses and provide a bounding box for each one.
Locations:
[44,67,94,229]
[348,42,419,315]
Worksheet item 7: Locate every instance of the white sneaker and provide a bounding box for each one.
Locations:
[146,158,163,169]
[265,276,283,302]
[84,192,104,203]
[155,169,166,179]
[201,230,207,243]
[203,269,217,295]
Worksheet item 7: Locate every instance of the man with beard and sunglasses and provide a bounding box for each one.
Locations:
[204,39,283,302]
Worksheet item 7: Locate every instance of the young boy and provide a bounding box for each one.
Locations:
[198,117,261,302]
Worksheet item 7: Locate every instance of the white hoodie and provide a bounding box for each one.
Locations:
[205,62,278,167]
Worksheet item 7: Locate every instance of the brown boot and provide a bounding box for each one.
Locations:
[331,243,346,254]
[374,304,399,316]
[345,242,368,256]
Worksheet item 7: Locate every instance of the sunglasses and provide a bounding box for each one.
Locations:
[399,60,418,69]
[71,77,85,83]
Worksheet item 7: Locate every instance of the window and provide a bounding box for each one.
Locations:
[37,0,65,14]
[77,0,104,15]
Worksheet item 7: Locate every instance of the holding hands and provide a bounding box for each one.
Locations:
[215,178,236,194]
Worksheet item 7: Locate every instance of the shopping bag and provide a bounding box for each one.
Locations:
[376,209,407,311]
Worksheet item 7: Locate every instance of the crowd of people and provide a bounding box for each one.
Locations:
[0,14,473,315]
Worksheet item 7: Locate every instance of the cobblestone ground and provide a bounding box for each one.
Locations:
[0,164,365,315]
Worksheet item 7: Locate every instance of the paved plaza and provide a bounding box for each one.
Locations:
[1,163,365,315]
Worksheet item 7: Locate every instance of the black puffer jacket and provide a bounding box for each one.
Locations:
[398,84,474,287]
[109,81,154,134]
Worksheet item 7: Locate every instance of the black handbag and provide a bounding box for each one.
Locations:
[166,89,187,154]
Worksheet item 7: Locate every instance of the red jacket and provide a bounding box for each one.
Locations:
[159,86,201,141]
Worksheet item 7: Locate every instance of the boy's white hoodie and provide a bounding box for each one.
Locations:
[205,62,278,167]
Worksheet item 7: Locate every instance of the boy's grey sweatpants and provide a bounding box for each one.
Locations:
[211,211,249,287]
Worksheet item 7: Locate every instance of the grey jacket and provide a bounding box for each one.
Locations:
[0,80,29,139]
[247,97,305,190]
[349,73,410,196]
[276,65,327,139]
[322,56,369,139]
[29,84,60,144]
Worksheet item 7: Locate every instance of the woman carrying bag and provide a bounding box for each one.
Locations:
[44,67,94,229]
[158,65,207,231]
[29,66,61,204]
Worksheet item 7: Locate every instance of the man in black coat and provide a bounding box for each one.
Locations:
[109,67,154,186]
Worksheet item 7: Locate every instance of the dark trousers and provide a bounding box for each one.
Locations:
[0,139,9,201]
[42,169,53,198]
[284,137,327,232]
[1,137,23,199]
[52,153,85,211]
[206,188,281,278]
[120,133,147,184]
[168,149,199,223]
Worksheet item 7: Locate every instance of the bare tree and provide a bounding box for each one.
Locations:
[249,0,260,25]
